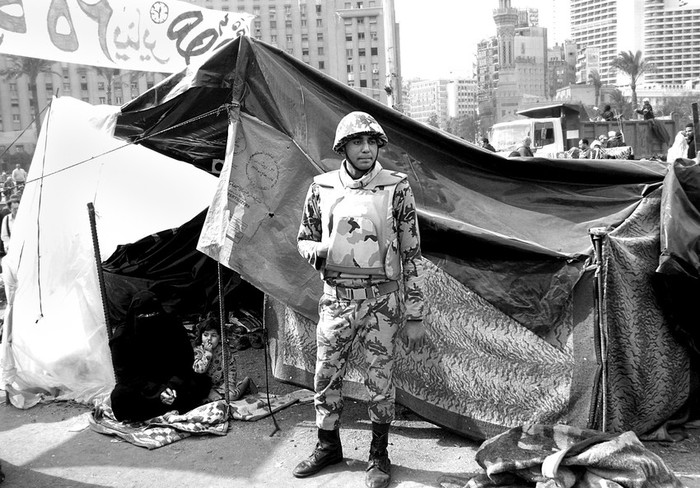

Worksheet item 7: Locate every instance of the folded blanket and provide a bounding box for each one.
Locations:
[89,400,229,449]
[466,424,683,488]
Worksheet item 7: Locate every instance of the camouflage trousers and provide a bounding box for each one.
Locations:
[314,287,403,430]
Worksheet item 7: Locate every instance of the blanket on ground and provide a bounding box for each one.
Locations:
[466,424,683,488]
[89,390,314,448]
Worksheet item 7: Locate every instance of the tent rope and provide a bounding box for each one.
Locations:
[0,103,50,164]
[218,263,232,405]
[19,102,234,188]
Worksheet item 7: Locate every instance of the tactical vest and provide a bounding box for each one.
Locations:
[315,168,406,280]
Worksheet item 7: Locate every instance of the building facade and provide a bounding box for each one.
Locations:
[188,0,399,106]
[0,0,399,161]
[644,0,700,85]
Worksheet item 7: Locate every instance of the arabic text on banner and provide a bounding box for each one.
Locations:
[0,0,254,73]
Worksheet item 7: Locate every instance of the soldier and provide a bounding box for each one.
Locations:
[294,111,426,488]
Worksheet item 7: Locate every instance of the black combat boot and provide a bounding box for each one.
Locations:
[365,422,391,488]
[292,428,343,478]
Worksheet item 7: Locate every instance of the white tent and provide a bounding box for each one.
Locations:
[0,96,217,407]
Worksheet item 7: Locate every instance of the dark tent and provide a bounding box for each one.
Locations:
[113,36,698,440]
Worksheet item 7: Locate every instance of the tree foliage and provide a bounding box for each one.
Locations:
[609,50,655,110]
[0,56,61,136]
[587,69,602,108]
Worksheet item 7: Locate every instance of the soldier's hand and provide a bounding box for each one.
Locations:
[401,320,426,353]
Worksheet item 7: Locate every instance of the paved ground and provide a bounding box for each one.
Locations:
[1,348,699,488]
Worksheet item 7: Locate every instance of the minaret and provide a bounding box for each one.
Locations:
[493,0,518,70]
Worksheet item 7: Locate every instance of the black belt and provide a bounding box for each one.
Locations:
[324,281,399,301]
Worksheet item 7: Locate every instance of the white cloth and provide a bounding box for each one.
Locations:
[667,131,688,163]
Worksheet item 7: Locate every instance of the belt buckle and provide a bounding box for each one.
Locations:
[353,287,368,300]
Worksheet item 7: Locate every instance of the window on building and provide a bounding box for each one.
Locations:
[147,81,154,89]
[284,4,291,15]
[81,82,88,91]
[359,48,366,57]
[99,97,106,104]
[357,17,364,24]
[318,47,324,55]
[46,82,54,92]
[115,96,123,104]
[360,79,367,87]
[300,4,306,15]
[271,34,277,43]
[302,34,308,42]
[63,82,70,91]
[285,20,292,28]
[370,31,377,40]
[253,7,260,15]
[270,20,277,28]
[303,48,309,56]
[346,34,352,41]
[357,1,363,7]
[318,61,325,69]
[317,33,323,41]
[301,19,307,26]
[316,18,322,27]
[97,82,105,90]
[359,64,366,72]
[316,5,322,14]
[286,35,293,42]
[347,65,353,72]
[371,47,378,56]
[9,83,17,93]
[346,49,353,57]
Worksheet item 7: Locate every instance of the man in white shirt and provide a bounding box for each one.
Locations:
[1,195,19,255]
[11,164,26,186]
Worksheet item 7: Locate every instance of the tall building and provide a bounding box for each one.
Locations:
[644,0,700,85]
[547,41,577,99]
[405,79,450,127]
[570,0,644,85]
[188,0,399,106]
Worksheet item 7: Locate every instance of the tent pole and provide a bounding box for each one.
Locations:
[87,203,112,341]
[218,263,231,404]
[589,227,608,432]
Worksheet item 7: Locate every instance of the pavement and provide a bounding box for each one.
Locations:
[1,349,699,488]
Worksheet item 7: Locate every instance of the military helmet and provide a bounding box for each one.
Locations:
[332,111,389,153]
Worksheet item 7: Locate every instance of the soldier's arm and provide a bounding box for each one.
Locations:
[394,180,424,321]
[297,183,326,270]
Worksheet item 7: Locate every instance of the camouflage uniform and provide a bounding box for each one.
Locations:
[297,159,424,430]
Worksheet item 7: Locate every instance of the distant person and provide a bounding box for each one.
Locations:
[598,134,609,147]
[109,291,211,422]
[635,98,654,120]
[667,130,689,163]
[600,105,615,121]
[1,195,20,257]
[2,175,14,201]
[588,139,605,159]
[516,137,534,157]
[480,137,496,152]
[607,131,624,148]
[11,163,26,186]
[685,123,696,160]
[577,138,592,159]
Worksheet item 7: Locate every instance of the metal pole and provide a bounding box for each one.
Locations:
[87,203,112,341]
[589,226,608,431]
[692,102,699,159]
[218,263,231,403]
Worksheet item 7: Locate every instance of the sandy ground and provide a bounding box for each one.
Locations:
[1,348,699,488]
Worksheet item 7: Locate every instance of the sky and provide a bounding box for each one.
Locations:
[394,0,571,80]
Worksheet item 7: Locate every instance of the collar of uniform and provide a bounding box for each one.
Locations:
[340,160,383,189]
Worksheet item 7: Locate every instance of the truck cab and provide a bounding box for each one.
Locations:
[490,118,562,157]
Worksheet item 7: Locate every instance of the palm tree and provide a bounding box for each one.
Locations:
[609,89,634,120]
[94,67,121,105]
[0,56,61,137]
[609,50,655,112]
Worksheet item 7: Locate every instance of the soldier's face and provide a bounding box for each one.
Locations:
[344,135,378,175]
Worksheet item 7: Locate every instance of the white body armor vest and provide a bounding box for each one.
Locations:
[314,169,407,280]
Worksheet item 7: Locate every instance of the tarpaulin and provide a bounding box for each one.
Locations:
[114,36,667,335]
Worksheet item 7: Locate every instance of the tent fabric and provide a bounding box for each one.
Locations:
[0,96,217,405]
[112,36,694,438]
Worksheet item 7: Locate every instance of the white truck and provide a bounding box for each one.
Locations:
[489,103,679,160]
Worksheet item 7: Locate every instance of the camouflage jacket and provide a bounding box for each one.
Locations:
[297,161,424,321]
